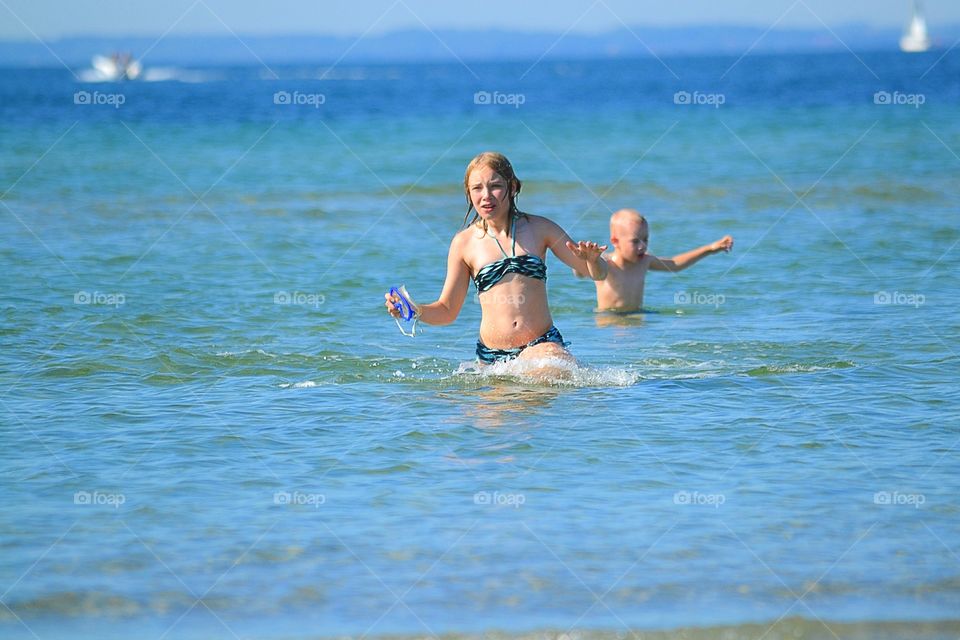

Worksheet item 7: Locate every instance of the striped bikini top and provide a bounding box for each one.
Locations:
[473,216,547,293]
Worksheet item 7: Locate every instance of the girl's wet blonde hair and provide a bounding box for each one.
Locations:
[462,152,524,232]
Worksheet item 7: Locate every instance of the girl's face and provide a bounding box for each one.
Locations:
[468,166,513,222]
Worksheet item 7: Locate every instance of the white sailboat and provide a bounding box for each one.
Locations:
[900,0,931,53]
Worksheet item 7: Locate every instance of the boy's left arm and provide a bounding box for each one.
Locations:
[649,235,733,272]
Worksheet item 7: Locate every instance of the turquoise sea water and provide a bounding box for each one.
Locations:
[1,51,959,639]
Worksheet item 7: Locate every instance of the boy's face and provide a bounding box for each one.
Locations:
[612,219,649,262]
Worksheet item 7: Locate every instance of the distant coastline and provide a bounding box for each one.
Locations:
[2,24,958,66]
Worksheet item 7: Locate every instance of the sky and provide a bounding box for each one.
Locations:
[1,0,958,41]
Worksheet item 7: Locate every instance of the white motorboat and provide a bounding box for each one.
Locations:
[90,52,143,81]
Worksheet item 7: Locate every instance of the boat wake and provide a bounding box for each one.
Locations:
[78,62,214,84]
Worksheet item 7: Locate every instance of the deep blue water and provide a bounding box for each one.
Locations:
[1,50,959,639]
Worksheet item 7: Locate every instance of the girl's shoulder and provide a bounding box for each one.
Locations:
[454,222,482,240]
[452,223,486,252]
[519,211,546,224]
[519,212,565,240]
[518,212,555,232]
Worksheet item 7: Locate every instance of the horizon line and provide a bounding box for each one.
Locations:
[3,20,958,43]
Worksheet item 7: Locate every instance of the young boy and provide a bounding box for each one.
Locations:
[578,208,733,312]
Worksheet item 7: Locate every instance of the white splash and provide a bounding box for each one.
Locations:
[455,356,640,387]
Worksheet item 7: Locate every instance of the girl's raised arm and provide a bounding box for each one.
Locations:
[542,218,608,281]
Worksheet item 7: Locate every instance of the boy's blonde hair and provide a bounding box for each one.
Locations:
[610,208,647,232]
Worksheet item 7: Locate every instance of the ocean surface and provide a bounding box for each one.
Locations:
[1,49,959,640]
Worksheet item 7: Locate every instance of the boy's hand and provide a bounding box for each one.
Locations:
[566,240,608,264]
[711,235,734,253]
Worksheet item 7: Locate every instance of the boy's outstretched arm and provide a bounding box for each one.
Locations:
[649,235,733,272]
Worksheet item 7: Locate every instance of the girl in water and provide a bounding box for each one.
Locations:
[384,151,608,364]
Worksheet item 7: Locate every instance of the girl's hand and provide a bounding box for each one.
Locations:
[565,240,608,264]
[384,291,402,318]
[712,235,734,253]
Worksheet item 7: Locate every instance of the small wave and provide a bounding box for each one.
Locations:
[215,349,277,358]
[745,361,855,376]
[278,380,317,389]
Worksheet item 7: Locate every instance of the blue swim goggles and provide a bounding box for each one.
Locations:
[390,285,421,337]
